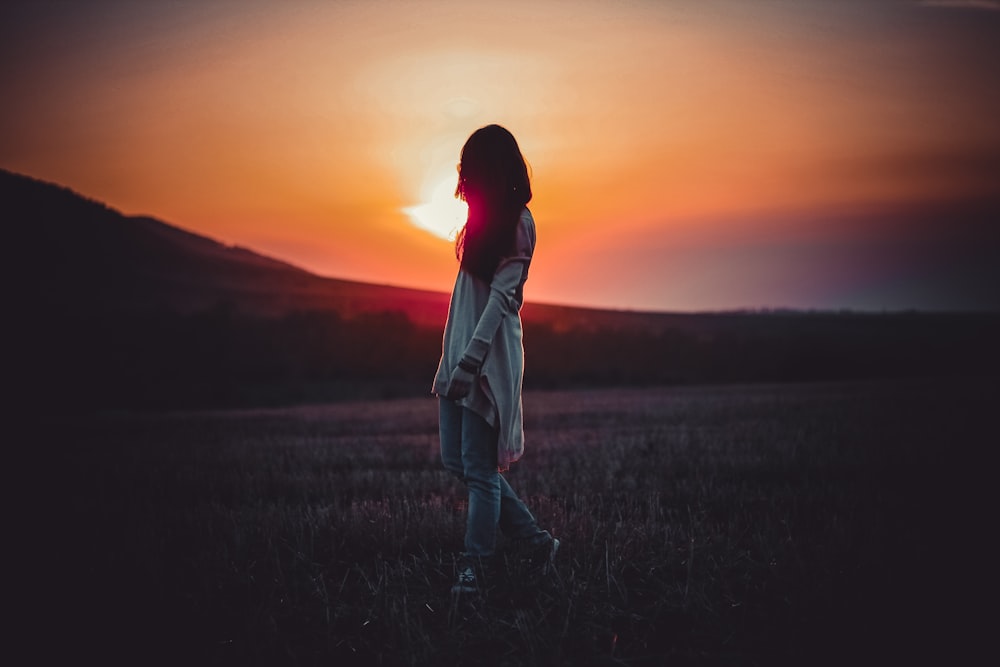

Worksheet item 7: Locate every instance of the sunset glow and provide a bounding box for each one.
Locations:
[404,176,467,241]
[1,0,998,311]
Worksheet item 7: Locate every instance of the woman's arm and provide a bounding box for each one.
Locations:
[442,213,534,399]
[459,213,535,371]
[458,255,530,372]
[443,257,527,399]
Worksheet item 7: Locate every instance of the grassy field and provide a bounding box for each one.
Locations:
[39,378,991,665]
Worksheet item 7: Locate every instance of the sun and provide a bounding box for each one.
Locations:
[404,177,467,241]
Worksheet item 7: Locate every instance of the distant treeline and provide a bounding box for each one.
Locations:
[23,304,1000,411]
[27,306,440,410]
[525,310,1000,386]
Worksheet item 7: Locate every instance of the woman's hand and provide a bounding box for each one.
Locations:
[445,366,476,399]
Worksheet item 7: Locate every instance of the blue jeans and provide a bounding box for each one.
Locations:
[439,398,550,557]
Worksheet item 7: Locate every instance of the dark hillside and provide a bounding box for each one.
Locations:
[5,169,451,323]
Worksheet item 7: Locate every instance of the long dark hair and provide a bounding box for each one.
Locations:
[454,124,532,282]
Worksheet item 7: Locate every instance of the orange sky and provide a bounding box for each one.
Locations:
[2,0,999,310]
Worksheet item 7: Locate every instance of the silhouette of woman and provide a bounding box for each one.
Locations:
[433,124,559,594]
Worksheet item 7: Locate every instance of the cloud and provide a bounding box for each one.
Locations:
[917,0,1000,10]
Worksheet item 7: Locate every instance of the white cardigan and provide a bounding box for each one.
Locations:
[432,208,536,470]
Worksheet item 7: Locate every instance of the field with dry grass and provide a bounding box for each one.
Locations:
[38,378,990,665]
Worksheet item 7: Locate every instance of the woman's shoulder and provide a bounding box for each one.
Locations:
[516,207,536,255]
[520,207,535,227]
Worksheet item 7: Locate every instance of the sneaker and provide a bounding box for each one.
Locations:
[540,537,560,573]
[451,562,478,595]
[549,538,560,563]
[522,536,560,574]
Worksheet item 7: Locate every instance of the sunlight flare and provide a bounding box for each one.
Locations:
[404,177,467,241]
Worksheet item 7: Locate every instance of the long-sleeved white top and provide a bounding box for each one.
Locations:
[432,208,536,471]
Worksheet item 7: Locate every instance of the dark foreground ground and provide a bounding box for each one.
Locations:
[28,378,994,665]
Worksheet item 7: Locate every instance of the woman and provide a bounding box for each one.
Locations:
[433,124,558,595]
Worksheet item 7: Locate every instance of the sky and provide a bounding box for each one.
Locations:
[2,0,999,312]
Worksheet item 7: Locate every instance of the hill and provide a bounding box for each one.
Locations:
[5,168,998,410]
[5,168,453,326]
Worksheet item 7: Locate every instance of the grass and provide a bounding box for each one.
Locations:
[37,378,992,665]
